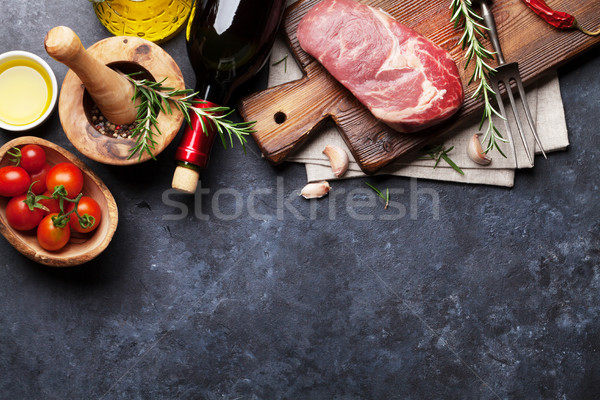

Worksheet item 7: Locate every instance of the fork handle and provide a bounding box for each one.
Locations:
[480,0,506,65]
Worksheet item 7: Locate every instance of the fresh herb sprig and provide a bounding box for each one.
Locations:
[272,55,288,73]
[365,182,389,209]
[125,74,254,161]
[450,0,507,156]
[419,144,465,175]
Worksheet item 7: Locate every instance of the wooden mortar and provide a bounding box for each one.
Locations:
[45,26,185,165]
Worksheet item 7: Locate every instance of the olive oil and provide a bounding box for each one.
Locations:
[93,0,192,43]
[0,59,52,127]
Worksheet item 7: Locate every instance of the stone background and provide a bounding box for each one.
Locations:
[1,1,599,399]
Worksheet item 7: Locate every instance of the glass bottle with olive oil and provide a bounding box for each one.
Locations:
[92,0,192,43]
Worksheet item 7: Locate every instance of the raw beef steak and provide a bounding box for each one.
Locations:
[297,0,464,133]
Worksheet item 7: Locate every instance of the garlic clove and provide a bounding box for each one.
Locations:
[300,181,331,199]
[467,133,492,166]
[322,145,349,177]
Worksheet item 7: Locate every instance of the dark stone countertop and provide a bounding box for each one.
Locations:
[1,1,599,399]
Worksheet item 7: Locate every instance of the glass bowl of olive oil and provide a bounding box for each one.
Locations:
[0,51,57,131]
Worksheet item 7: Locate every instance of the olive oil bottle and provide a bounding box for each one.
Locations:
[92,0,192,43]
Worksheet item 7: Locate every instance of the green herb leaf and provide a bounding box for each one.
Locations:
[419,145,465,175]
[272,55,288,73]
[365,182,390,209]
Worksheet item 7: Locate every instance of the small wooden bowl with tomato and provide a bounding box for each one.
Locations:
[0,136,118,267]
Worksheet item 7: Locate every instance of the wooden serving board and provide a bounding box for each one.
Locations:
[239,0,600,173]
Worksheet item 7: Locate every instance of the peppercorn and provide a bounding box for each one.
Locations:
[89,104,138,139]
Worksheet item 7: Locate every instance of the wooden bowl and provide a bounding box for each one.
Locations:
[0,136,118,267]
[58,36,185,165]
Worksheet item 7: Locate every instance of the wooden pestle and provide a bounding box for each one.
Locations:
[44,26,139,125]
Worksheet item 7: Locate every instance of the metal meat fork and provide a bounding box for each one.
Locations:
[478,0,546,166]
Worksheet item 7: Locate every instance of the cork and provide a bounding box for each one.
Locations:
[171,166,199,194]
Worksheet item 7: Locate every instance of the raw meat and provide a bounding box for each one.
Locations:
[297,0,464,133]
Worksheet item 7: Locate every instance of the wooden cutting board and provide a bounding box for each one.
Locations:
[239,0,600,174]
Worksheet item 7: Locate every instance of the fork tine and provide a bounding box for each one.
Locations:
[514,77,547,159]
[504,79,534,166]
[490,79,519,168]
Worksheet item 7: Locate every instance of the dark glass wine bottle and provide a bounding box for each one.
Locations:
[172,0,286,193]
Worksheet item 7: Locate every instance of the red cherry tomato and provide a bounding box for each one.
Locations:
[0,166,31,197]
[5,194,45,231]
[67,196,102,233]
[38,190,61,215]
[37,213,70,251]
[46,163,84,197]
[29,163,52,195]
[19,144,46,174]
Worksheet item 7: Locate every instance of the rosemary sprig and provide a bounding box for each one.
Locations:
[450,0,507,156]
[365,182,389,209]
[272,55,288,73]
[125,74,254,161]
[419,144,465,175]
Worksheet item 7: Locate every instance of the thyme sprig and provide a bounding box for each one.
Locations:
[450,0,507,156]
[419,144,465,175]
[365,182,389,209]
[125,74,254,161]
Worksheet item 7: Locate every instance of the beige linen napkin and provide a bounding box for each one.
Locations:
[267,22,569,187]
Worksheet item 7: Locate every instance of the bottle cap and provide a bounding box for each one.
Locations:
[172,165,199,194]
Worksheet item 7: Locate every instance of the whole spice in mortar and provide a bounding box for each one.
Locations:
[90,103,138,139]
[521,0,600,36]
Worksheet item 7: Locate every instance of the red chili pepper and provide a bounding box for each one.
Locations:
[522,0,600,36]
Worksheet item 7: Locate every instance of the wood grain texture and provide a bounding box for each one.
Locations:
[240,0,600,173]
[45,26,139,125]
[58,35,185,165]
[0,137,118,267]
